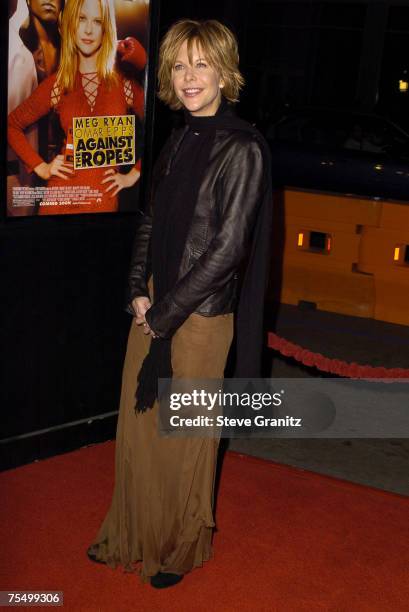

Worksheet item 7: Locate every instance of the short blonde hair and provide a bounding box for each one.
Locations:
[157,19,245,110]
[57,0,117,93]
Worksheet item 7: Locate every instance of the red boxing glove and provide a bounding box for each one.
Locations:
[117,37,147,71]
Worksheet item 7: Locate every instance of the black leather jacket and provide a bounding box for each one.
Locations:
[126,121,270,338]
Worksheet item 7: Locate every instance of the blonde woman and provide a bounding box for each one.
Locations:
[8,0,145,214]
[88,19,272,588]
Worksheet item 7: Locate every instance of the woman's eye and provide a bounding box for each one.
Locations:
[174,64,184,71]
[196,62,207,68]
[79,16,85,22]
[94,19,102,26]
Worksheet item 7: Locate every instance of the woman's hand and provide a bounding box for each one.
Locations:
[34,155,74,180]
[142,321,158,339]
[132,297,158,339]
[102,167,141,198]
[132,296,151,324]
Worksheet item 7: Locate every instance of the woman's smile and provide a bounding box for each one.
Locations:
[182,87,204,97]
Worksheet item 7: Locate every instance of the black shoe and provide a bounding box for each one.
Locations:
[87,547,106,565]
[150,572,184,589]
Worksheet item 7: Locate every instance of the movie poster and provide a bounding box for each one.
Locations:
[7,0,150,217]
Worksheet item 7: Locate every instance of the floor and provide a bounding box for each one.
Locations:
[228,437,409,496]
[228,304,409,496]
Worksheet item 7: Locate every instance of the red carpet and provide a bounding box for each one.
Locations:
[1,443,408,612]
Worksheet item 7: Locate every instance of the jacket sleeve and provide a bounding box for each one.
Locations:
[145,136,268,337]
[124,131,175,315]
[124,207,152,315]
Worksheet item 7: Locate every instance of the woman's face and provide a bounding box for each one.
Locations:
[172,40,224,116]
[76,0,103,58]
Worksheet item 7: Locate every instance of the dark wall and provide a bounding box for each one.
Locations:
[0,217,136,469]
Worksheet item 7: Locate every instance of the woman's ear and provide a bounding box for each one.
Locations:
[219,76,225,89]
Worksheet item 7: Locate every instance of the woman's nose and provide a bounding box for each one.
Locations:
[184,66,196,81]
[85,20,93,34]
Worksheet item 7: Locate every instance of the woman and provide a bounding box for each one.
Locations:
[8,0,145,215]
[87,19,272,588]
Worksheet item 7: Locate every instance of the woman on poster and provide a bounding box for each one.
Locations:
[87,19,272,588]
[8,0,146,215]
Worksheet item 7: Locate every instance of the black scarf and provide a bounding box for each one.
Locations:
[135,98,272,412]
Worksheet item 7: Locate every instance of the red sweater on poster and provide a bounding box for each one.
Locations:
[8,70,144,214]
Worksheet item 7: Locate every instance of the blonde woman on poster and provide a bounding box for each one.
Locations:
[8,0,146,215]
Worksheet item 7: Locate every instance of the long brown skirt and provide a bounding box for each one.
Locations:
[88,309,233,582]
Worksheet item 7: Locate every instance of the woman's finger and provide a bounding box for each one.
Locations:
[54,170,69,180]
[103,168,116,176]
[104,181,118,193]
[109,186,121,198]
[54,159,72,171]
[101,175,116,185]
[59,166,74,175]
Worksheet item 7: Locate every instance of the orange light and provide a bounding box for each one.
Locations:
[327,237,331,251]
[297,232,304,247]
[394,247,400,261]
[399,80,408,93]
